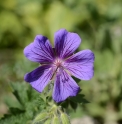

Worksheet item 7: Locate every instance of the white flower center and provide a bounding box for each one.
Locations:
[53,58,63,67]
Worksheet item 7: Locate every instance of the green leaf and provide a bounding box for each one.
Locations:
[70,94,89,104]
[69,100,78,110]
[9,107,25,115]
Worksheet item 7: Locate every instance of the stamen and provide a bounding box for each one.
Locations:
[53,58,63,67]
[51,58,64,80]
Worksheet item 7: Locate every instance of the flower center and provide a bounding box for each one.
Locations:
[53,58,63,67]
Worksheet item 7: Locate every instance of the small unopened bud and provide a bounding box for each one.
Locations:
[44,118,52,124]
[60,113,70,124]
[50,104,58,112]
[33,112,48,123]
[52,115,60,124]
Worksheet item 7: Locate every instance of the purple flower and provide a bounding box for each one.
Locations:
[24,29,95,103]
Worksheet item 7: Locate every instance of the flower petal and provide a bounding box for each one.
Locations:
[24,65,54,92]
[54,29,81,59]
[53,68,80,103]
[64,50,95,80]
[24,35,54,63]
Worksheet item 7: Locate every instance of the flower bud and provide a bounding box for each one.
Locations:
[60,113,70,124]
[52,115,60,124]
[44,118,52,124]
[33,112,48,123]
[50,104,57,112]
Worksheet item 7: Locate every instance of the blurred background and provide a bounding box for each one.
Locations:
[0,0,122,124]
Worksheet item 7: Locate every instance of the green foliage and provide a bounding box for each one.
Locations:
[0,0,122,123]
[0,82,46,124]
[60,92,89,111]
